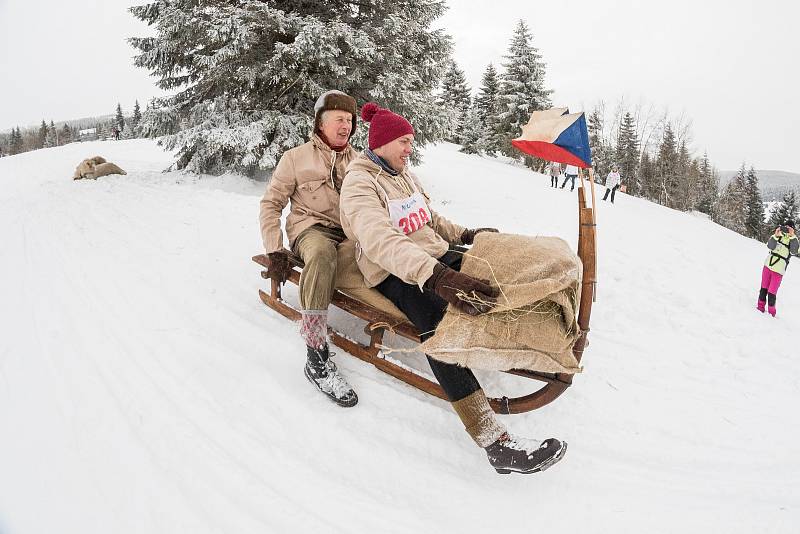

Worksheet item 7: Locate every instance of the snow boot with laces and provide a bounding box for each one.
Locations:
[485,433,567,474]
[304,345,358,407]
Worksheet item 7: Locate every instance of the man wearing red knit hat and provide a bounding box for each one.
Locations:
[339,103,567,475]
[260,90,360,407]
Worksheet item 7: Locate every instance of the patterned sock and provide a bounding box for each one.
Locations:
[300,310,328,349]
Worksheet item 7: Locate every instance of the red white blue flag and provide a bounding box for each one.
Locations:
[511,107,592,168]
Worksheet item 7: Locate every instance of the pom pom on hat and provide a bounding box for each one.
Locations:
[361,102,380,122]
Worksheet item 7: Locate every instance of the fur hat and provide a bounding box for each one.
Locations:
[314,90,357,138]
[783,219,796,229]
[361,102,414,150]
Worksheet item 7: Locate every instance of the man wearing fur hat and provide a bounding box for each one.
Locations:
[259,90,359,407]
[338,103,567,474]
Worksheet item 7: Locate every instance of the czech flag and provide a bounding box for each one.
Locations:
[511,107,592,168]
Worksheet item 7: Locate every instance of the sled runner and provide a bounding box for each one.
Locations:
[252,187,596,414]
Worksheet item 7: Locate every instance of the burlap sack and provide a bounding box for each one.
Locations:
[418,233,583,374]
[72,156,113,180]
[72,158,96,180]
[334,239,409,322]
[93,162,127,178]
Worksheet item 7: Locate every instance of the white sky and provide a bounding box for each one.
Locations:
[1,0,797,172]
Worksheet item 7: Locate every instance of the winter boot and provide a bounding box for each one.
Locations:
[768,306,777,317]
[756,300,766,313]
[485,433,567,475]
[304,345,358,407]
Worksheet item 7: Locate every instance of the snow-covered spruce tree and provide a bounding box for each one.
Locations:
[37,120,48,149]
[496,20,551,165]
[766,190,799,231]
[10,128,23,155]
[743,166,765,239]
[437,59,471,143]
[673,141,696,211]
[45,120,58,148]
[122,123,137,140]
[474,62,501,155]
[713,168,748,235]
[654,123,678,207]
[115,103,125,132]
[129,0,453,176]
[587,106,612,179]
[459,104,483,154]
[131,100,142,135]
[695,151,718,215]
[60,123,72,145]
[615,111,639,195]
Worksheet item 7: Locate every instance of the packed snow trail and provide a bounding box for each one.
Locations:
[0,140,797,533]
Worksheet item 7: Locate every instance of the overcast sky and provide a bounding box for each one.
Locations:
[1,0,797,172]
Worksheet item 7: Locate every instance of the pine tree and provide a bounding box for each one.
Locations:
[673,141,694,210]
[655,124,678,207]
[45,120,58,147]
[713,167,748,235]
[695,152,718,215]
[129,0,453,175]
[496,20,551,163]
[459,104,483,154]
[743,166,765,239]
[15,127,24,154]
[9,128,19,155]
[766,191,799,231]
[121,124,137,140]
[115,103,125,133]
[587,106,611,179]
[438,60,472,144]
[132,100,142,134]
[615,112,639,195]
[474,63,501,155]
[60,123,72,145]
[38,120,48,149]
[638,152,655,197]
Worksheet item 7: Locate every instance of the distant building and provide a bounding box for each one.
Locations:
[79,128,98,142]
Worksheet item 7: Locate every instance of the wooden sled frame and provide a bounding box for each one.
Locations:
[253,187,596,414]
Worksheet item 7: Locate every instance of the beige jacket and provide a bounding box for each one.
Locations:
[259,135,357,253]
[339,154,466,289]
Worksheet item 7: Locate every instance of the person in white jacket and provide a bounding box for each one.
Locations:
[602,167,622,203]
[561,164,579,191]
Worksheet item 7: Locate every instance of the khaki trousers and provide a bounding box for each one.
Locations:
[292,224,346,310]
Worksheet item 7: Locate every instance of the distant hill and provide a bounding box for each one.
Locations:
[720,169,800,201]
[2,114,114,132]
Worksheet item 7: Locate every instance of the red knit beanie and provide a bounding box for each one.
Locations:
[361,102,415,150]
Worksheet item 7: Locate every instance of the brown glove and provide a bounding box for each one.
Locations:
[460,227,499,245]
[424,263,499,316]
[267,250,292,285]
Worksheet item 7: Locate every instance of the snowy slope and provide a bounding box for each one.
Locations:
[0,140,797,534]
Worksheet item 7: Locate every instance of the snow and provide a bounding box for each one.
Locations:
[1,140,798,533]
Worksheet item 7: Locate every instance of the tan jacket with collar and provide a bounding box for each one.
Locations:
[259,134,357,253]
[339,153,466,289]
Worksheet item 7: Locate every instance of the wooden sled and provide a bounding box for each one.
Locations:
[253,188,596,414]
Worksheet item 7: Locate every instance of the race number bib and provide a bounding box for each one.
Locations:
[387,192,432,235]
